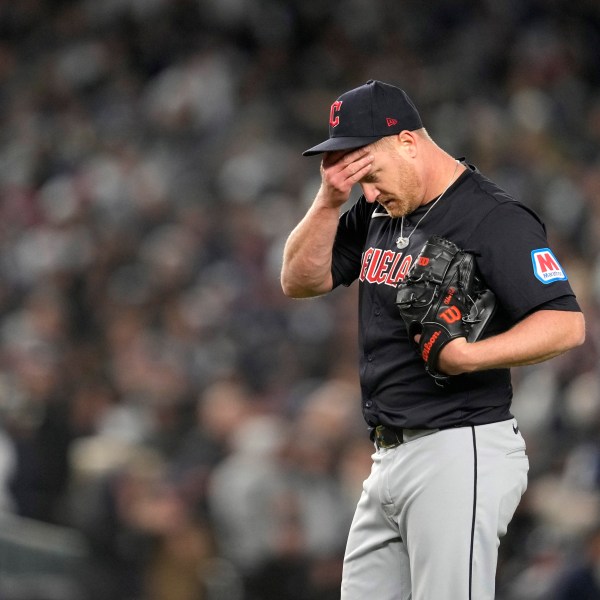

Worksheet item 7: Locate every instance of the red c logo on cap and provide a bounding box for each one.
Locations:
[329,101,343,127]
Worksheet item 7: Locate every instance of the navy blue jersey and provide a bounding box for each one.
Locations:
[331,162,580,429]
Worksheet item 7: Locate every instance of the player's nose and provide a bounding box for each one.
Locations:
[361,183,380,203]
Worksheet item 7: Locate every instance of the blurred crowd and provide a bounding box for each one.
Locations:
[1,0,600,598]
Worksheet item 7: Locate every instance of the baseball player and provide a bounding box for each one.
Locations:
[281,80,585,600]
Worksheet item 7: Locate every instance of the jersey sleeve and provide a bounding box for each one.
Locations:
[467,201,580,320]
[331,197,372,288]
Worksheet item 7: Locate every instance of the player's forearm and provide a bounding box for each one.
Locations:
[280,198,340,298]
[440,309,586,374]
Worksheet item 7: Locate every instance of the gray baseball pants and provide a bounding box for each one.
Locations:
[341,419,529,600]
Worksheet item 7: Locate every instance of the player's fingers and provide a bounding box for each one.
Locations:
[341,146,371,165]
[349,154,374,177]
[322,152,372,185]
[318,149,373,207]
[323,146,370,168]
[332,165,370,193]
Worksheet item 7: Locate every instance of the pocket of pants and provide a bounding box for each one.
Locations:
[505,447,527,458]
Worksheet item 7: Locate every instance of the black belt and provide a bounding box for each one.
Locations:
[372,424,440,449]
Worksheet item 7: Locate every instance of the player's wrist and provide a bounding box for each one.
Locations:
[437,337,476,375]
[315,182,352,209]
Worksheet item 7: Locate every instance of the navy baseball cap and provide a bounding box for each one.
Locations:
[303,80,423,156]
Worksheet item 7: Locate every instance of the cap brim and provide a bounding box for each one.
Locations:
[302,135,384,156]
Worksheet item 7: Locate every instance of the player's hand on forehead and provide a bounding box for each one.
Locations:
[323,146,371,167]
[322,146,373,182]
[318,147,373,205]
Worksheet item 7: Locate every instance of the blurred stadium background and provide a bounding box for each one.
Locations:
[1,1,600,598]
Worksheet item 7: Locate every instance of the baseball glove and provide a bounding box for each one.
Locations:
[395,235,496,384]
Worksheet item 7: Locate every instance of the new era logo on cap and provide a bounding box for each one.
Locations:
[303,80,423,156]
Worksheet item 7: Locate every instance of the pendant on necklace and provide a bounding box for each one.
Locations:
[395,236,409,249]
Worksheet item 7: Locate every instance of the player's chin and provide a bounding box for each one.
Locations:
[379,201,405,218]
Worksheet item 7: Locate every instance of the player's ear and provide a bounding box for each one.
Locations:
[397,131,418,158]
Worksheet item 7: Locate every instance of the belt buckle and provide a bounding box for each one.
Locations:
[374,425,402,449]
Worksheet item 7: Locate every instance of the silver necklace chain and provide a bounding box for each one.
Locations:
[396,160,460,250]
